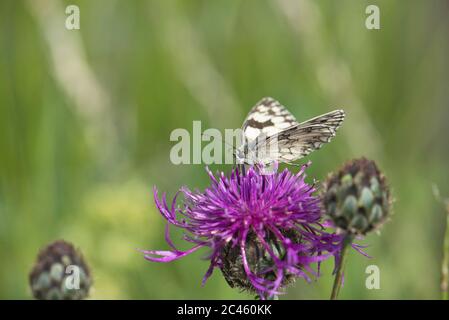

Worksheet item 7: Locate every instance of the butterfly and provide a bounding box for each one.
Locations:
[235,97,345,167]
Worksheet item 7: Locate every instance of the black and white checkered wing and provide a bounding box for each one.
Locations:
[298,109,345,130]
[241,97,298,142]
[256,110,345,164]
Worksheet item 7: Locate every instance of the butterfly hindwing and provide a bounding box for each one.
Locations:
[257,124,339,164]
[298,109,345,131]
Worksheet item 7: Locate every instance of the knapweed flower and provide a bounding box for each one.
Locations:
[322,157,391,235]
[29,240,92,300]
[141,164,342,298]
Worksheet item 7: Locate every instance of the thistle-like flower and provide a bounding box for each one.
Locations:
[322,157,391,235]
[141,164,342,299]
[29,240,92,300]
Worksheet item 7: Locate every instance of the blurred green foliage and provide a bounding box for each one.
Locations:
[1,0,449,299]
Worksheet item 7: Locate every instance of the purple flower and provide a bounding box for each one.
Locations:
[141,163,343,299]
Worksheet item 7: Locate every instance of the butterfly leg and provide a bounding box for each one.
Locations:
[237,163,246,176]
[284,162,302,167]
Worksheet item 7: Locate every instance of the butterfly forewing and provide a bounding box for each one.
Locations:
[242,97,298,142]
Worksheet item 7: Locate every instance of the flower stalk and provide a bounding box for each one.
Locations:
[330,234,353,300]
[441,202,449,300]
[432,184,449,300]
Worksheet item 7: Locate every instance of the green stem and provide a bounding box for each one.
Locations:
[330,234,353,300]
[441,203,449,300]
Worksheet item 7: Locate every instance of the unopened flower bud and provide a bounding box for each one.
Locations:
[322,158,391,235]
[29,240,92,300]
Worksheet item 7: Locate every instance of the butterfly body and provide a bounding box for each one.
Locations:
[237,97,345,167]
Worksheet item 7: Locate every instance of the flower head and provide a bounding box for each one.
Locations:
[142,164,342,298]
[29,240,92,300]
[322,157,391,235]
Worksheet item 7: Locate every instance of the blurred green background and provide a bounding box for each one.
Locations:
[1,0,449,299]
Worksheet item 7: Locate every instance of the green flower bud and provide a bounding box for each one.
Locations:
[359,187,374,211]
[50,263,64,282]
[322,158,391,235]
[350,214,369,231]
[369,204,384,225]
[342,195,358,219]
[29,240,92,300]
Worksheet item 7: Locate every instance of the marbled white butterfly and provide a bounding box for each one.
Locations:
[235,97,345,167]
